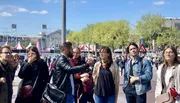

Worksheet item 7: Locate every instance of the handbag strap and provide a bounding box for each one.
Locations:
[32,60,42,89]
[57,74,67,89]
[32,71,39,89]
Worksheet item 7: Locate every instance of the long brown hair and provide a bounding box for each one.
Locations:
[99,46,113,65]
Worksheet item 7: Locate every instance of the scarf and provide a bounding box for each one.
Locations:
[69,57,82,66]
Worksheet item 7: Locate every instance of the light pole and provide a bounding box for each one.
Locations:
[62,0,66,43]
[39,32,44,52]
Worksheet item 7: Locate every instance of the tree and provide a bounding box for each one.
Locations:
[136,13,165,49]
[81,24,94,44]
[67,20,130,51]
[67,31,82,45]
[92,20,130,50]
[156,27,180,46]
[23,41,29,47]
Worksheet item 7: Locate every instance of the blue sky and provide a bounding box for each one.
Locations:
[0,0,179,36]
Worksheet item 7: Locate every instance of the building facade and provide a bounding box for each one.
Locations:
[165,17,180,30]
[39,29,62,51]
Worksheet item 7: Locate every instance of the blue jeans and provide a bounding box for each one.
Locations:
[66,94,75,103]
[93,94,115,103]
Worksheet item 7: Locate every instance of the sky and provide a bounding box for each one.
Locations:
[0,0,180,36]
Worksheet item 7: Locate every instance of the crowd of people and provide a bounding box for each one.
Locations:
[0,41,180,103]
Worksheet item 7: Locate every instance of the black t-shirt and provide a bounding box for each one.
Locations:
[130,60,134,76]
[94,64,115,96]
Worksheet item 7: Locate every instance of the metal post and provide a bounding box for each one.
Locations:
[62,0,66,43]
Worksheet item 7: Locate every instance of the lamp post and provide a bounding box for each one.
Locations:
[62,0,66,43]
[39,32,44,52]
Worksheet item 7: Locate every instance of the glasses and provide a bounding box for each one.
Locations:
[28,52,36,55]
[1,52,12,54]
[100,51,107,54]
[165,51,174,55]
[73,52,80,54]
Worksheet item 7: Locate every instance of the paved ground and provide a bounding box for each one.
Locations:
[12,66,157,103]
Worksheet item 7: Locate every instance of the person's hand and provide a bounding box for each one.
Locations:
[130,76,139,85]
[0,77,6,84]
[80,77,89,82]
[86,59,94,66]
[80,73,89,78]
[41,98,47,103]
[28,56,36,63]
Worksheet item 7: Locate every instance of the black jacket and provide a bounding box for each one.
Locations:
[0,62,15,103]
[16,59,49,103]
[52,54,89,95]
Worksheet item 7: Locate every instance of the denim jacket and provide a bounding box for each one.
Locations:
[123,56,153,95]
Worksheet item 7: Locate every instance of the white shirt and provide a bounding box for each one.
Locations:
[70,74,74,95]
[165,67,173,87]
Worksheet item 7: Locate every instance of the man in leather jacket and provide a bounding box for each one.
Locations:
[43,42,94,103]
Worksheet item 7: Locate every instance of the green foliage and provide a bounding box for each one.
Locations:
[67,31,82,45]
[23,41,29,47]
[67,20,131,50]
[67,13,180,49]
[136,13,165,48]
[156,27,180,46]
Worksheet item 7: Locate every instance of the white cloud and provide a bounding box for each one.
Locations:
[0,12,13,16]
[80,0,88,4]
[42,0,59,3]
[153,1,165,6]
[30,10,48,14]
[42,0,51,3]
[17,7,28,12]
[40,10,48,14]
[0,5,29,13]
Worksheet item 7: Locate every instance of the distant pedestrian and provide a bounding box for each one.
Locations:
[48,58,56,73]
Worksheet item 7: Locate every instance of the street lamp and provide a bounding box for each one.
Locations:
[39,32,45,51]
[62,0,66,43]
